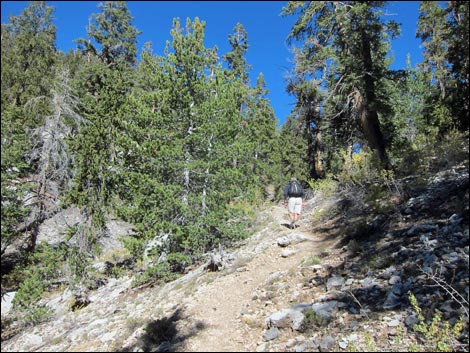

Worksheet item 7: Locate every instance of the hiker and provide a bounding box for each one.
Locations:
[283,177,305,229]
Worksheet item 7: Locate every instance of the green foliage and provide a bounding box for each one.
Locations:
[0,174,28,256]
[12,272,45,311]
[1,1,57,107]
[121,236,145,259]
[223,22,252,81]
[408,291,466,352]
[338,147,382,187]
[76,1,140,66]
[278,117,310,182]
[131,261,180,288]
[3,3,467,329]
[5,242,67,320]
[166,252,192,273]
[417,2,469,132]
[11,271,53,326]
[65,226,78,242]
[300,308,331,333]
[283,1,396,168]
[301,255,321,267]
[336,147,402,214]
[1,1,57,256]
[434,129,469,168]
[66,246,91,287]
[109,17,275,265]
[1,2,285,297]
[393,129,469,176]
[29,243,67,280]
[307,176,338,198]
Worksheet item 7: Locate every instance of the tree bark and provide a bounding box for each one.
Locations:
[359,30,389,168]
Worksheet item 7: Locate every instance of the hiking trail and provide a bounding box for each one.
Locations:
[171,203,339,352]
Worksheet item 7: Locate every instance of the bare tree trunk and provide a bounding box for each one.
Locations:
[182,114,194,206]
[23,69,84,250]
[359,31,389,168]
[314,127,325,178]
[201,134,213,213]
[304,94,324,179]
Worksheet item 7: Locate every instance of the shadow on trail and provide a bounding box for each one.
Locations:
[280,222,300,229]
[117,307,206,352]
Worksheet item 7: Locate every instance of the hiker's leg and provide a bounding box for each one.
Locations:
[288,212,294,222]
[288,213,295,228]
[293,198,301,226]
[287,198,296,223]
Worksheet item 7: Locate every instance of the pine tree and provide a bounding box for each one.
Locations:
[282,1,400,168]
[278,115,309,182]
[246,73,282,192]
[417,1,469,132]
[447,1,469,130]
[76,0,140,67]
[116,18,254,259]
[1,1,57,254]
[67,1,140,251]
[223,22,252,83]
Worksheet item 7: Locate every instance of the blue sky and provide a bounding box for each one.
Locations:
[1,1,424,126]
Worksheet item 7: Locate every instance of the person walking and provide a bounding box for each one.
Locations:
[283,177,305,229]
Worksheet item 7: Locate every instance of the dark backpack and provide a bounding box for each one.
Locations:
[288,180,303,197]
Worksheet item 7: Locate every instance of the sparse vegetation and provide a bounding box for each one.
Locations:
[300,307,331,333]
[408,291,467,352]
[301,255,322,267]
[1,1,468,351]
[307,176,338,198]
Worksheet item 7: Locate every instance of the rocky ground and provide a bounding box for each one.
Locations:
[1,163,468,352]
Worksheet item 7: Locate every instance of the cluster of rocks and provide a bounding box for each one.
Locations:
[1,163,468,352]
[253,163,469,352]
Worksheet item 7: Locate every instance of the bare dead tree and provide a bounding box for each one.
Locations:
[21,68,86,248]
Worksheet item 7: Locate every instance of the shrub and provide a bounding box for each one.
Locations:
[307,176,338,198]
[302,255,322,267]
[66,246,91,287]
[166,252,192,273]
[12,272,52,326]
[122,236,145,259]
[408,291,466,352]
[338,147,381,187]
[131,261,180,288]
[300,308,331,333]
[12,272,45,311]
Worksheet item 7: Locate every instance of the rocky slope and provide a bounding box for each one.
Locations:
[1,163,468,352]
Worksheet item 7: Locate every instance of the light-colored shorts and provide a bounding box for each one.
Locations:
[288,197,302,214]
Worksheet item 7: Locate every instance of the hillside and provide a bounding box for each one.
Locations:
[1,161,468,352]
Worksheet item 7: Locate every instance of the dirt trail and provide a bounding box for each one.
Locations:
[175,204,338,352]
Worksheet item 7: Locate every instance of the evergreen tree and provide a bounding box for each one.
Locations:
[117,18,254,260]
[282,1,400,168]
[417,1,469,131]
[246,73,282,191]
[1,1,57,254]
[223,22,252,82]
[286,75,324,180]
[223,24,282,196]
[385,58,432,172]
[278,115,310,183]
[447,1,469,130]
[67,1,140,251]
[76,0,141,67]
[417,1,451,100]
